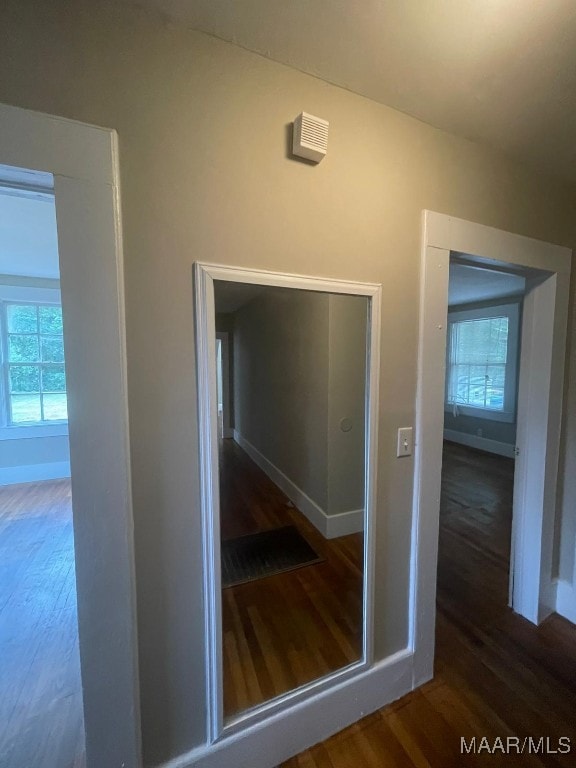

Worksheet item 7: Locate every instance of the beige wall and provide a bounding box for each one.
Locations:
[231,288,367,518]
[233,288,330,510]
[1,1,576,765]
[327,294,367,515]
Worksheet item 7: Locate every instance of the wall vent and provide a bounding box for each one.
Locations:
[292,112,329,163]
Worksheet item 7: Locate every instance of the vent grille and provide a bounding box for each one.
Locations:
[293,112,329,162]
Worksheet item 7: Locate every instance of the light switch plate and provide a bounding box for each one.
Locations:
[397,427,413,457]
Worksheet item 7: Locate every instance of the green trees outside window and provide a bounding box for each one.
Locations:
[5,303,68,423]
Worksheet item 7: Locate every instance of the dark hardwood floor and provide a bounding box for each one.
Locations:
[219,438,364,720]
[280,441,576,767]
[0,480,85,768]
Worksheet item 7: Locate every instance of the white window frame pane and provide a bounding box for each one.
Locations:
[1,299,68,427]
[10,392,43,424]
[445,301,520,423]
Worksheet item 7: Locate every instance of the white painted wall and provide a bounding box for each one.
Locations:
[0,434,69,484]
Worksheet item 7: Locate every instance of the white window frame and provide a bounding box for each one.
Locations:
[444,301,520,423]
[0,283,68,438]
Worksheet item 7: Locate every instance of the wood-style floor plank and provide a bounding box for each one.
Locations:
[0,480,85,768]
[280,442,576,767]
[219,438,364,720]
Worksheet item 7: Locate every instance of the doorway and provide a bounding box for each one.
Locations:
[438,256,532,636]
[412,211,571,688]
[0,103,140,768]
[215,331,232,439]
[0,167,84,767]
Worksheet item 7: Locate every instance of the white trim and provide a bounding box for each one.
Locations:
[158,649,412,768]
[194,262,381,750]
[0,459,70,485]
[512,274,569,623]
[194,264,222,740]
[556,579,576,625]
[0,106,115,185]
[326,508,364,538]
[443,429,515,458]
[0,103,141,768]
[233,429,327,535]
[0,424,68,440]
[196,261,381,297]
[413,210,571,688]
[0,284,60,301]
[233,430,364,538]
[411,242,449,688]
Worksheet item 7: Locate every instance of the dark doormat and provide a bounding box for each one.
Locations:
[221,525,323,588]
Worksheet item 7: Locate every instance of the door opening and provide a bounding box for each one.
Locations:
[439,256,544,627]
[216,331,232,439]
[0,102,140,768]
[412,211,571,688]
[0,165,85,767]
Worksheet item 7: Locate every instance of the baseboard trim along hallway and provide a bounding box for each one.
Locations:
[233,430,363,539]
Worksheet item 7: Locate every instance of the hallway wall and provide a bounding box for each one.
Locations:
[1,1,575,763]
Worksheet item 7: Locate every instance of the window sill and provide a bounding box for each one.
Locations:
[444,405,515,424]
[0,423,68,440]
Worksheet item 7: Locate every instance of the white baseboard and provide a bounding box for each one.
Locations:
[443,429,515,458]
[233,430,363,539]
[325,508,364,538]
[555,579,576,624]
[0,460,71,486]
[159,649,413,768]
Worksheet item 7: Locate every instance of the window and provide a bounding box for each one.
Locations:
[2,301,68,424]
[445,302,520,422]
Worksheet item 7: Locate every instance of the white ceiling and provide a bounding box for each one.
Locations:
[214,280,267,313]
[0,187,60,280]
[119,0,576,184]
[449,263,525,306]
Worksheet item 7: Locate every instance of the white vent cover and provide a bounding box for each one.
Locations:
[292,112,329,163]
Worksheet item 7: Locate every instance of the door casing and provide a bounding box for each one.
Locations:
[412,210,571,686]
[0,103,141,767]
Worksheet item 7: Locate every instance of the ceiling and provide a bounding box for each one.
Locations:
[448,262,525,306]
[0,165,60,279]
[214,280,267,313]
[217,265,527,311]
[118,0,576,184]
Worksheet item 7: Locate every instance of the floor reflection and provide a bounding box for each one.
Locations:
[219,438,363,719]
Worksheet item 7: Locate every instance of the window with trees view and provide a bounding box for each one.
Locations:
[3,302,68,424]
[445,302,519,422]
